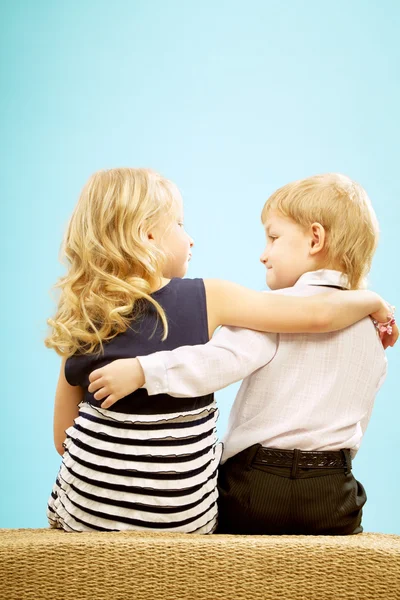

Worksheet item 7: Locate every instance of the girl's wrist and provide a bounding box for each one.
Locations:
[365,290,381,313]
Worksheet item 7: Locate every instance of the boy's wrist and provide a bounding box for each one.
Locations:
[137,355,169,396]
[131,358,145,389]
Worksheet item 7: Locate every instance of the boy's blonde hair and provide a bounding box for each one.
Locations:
[45,168,181,357]
[261,173,379,289]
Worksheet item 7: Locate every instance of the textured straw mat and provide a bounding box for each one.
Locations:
[1,529,399,600]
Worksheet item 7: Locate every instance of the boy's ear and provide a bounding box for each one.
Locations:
[309,222,326,255]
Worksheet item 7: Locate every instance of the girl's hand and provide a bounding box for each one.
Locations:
[370,299,397,349]
[377,322,398,349]
[88,358,145,409]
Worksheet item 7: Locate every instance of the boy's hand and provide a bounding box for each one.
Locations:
[88,358,145,409]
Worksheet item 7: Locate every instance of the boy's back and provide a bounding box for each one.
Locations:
[223,270,387,462]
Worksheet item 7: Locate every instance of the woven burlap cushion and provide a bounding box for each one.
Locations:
[1,529,399,600]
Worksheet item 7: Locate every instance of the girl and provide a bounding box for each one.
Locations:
[46,168,392,534]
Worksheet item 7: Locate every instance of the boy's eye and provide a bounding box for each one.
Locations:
[268,235,278,241]
[178,222,185,228]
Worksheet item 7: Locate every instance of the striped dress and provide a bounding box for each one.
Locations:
[47,278,222,533]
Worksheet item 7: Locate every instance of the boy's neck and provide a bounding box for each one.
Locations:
[304,260,342,276]
[293,266,349,289]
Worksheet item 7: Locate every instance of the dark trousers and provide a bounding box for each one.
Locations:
[216,444,367,535]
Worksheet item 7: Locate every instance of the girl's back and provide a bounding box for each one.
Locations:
[65,278,212,415]
[49,278,222,533]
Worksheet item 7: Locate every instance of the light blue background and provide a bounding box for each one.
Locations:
[1,1,399,532]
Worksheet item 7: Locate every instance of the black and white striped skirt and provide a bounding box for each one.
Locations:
[47,401,222,533]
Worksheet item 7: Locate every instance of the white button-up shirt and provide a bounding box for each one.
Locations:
[139,270,387,462]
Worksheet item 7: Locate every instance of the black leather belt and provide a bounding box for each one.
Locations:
[254,446,352,471]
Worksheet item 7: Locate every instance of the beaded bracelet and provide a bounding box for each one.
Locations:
[373,305,396,336]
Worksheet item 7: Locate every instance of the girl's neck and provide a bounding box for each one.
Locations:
[160,277,171,288]
[151,277,171,293]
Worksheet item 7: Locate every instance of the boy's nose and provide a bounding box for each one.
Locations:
[260,249,268,265]
[189,236,194,248]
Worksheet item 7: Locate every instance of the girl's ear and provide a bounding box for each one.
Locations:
[309,222,326,256]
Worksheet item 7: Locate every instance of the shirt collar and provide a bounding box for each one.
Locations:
[295,269,350,290]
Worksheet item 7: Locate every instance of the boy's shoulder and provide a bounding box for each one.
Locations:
[265,284,328,298]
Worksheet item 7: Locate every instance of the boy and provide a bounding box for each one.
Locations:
[88,174,395,535]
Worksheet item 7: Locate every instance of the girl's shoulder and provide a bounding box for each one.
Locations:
[151,277,205,299]
[147,276,207,328]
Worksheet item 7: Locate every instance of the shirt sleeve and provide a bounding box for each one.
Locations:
[137,326,278,397]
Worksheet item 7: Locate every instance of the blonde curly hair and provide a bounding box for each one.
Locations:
[261,173,379,290]
[45,168,182,357]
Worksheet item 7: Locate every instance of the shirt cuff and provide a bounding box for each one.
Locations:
[137,354,169,396]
